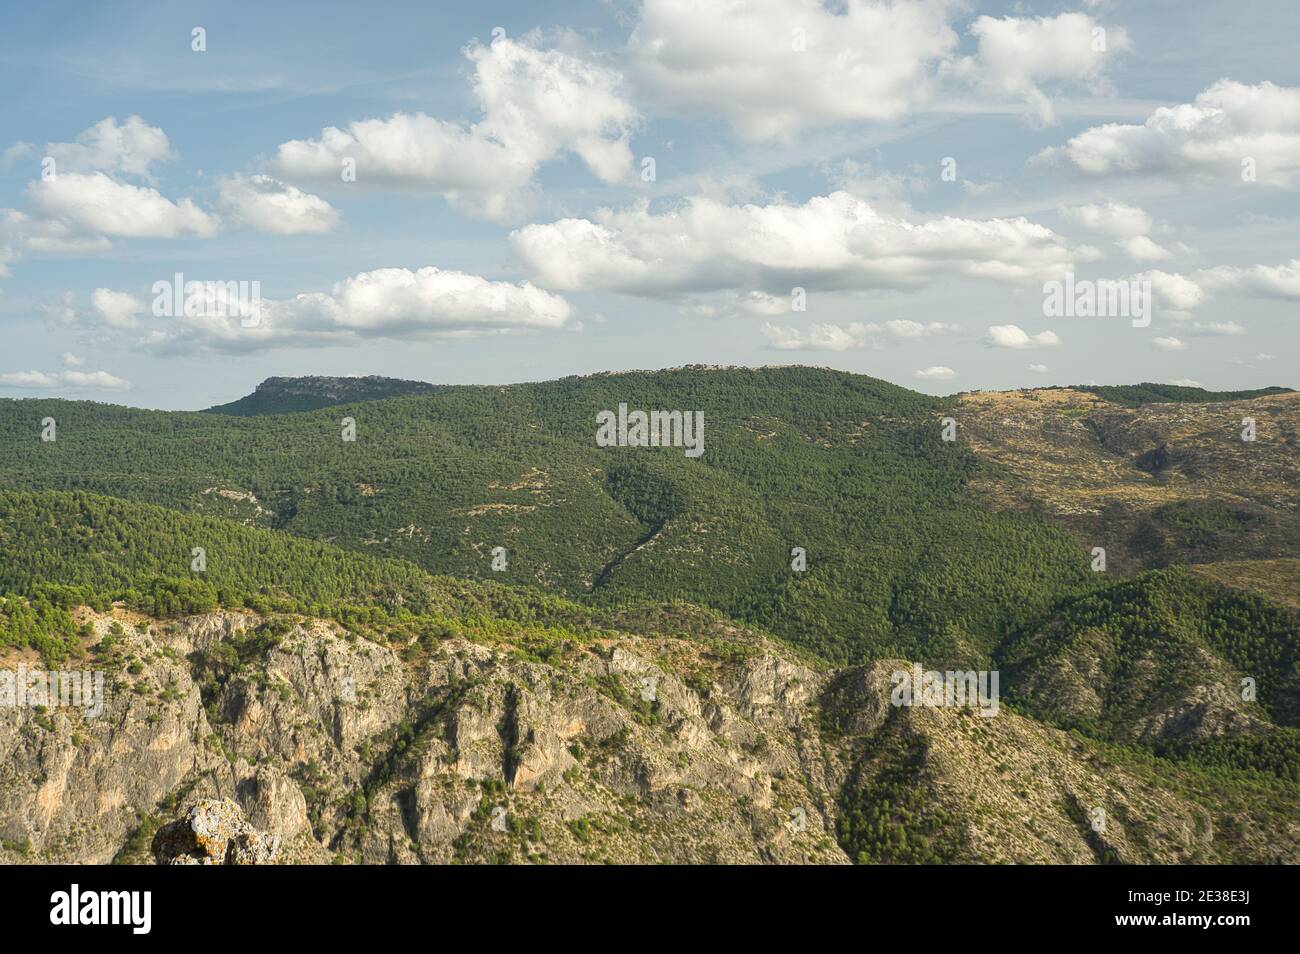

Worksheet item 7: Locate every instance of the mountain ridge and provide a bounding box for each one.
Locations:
[203,374,444,416]
[2,366,1297,864]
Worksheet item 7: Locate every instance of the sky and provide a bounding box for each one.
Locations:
[0,0,1296,410]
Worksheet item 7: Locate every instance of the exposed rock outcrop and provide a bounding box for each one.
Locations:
[152,799,281,865]
[1,608,1295,865]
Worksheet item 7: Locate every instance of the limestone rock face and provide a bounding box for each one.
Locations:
[1,608,1295,866]
[0,614,222,863]
[236,765,310,841]
[152,799,281,865]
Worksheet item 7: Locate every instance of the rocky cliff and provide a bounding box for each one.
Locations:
[1,606,1295,864]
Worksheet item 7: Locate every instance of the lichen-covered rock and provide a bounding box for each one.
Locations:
[151,799,281,865]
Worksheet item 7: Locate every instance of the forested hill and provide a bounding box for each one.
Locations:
[3,495,1296,863]
[1,488,1295,787]
[0,366,1088,663]
[1070,383,1292,407]
[1,365,1296,666]
[204,375,443,415]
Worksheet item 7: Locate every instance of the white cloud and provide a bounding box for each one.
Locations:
[1136,269,1206,316]
[0,370,61,388]
[0,368,131,391]
[512,191,1091,297]
[26,172,217,238]
[948,13,1130,123]
[0,118,211,277]
[64,370,132,390]
[3,142,36,164]
[761,322,872,351]
[40,116,172,179]
[729,291,790,317]
[913,365,956,380]
[1028,363,1049,373]
[1061,201,1151,238]
[985,324,1060,349]
[1128,260,1300,328]
[962,179,1000,197]
[1153,336,1187,351]
[469,34,637,184]
[1,208,112,255]
[87,266,574,354]
[61,352,84,367]
[882,319,960,338]
[627,0,959,141]
[1060,202,1176,261]
[1200,259,1300,299]
[270,34,637,220]
[1116,235,1173,262]
[1169,378,1202,387]
[91,288,145,328]
[826,159,928,213]
[760,319,959,350]
[217,174,340,234]
[1037,80,1300,186]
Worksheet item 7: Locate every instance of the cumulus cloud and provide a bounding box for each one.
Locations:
[627,0,959,141]
[760,318,960,350]
[39,116,172,179]
[1200,259,1300,299]
[882,319,961,338]
[913,365,956,380]
[511,191,1091,297]
[1116,235,1173,262]
[725,291,792,317]
[3,142,36,164]
[826,159,928,213]
[82,266,574,354]
[1037,80,1300,185]
[1137,269,1206,316]
[1061,201,1151,238]
[0,368,131,391]
[1127,260,1300,330]
[1131,269,1243,333]
[270,33,637,220]
[1153,336,1187,350]
[217,174,340,234]
[761,322,874,351]
[985,324,1060,349]
[1061,201,1176,261]
[0,117,215,277]
[1028,363,1049,373]
[91,288,145,328]
[1,208,112,257]
[26,172,217,238]
[946,13,1130,123]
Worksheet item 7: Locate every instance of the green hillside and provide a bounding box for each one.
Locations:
[204,375,443,415]
[999,568,1300,778]
[0,488,607,662]
[1072,383,1293,407]
[0,367,1095,663]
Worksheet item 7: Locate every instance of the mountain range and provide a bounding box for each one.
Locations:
[0,368,1295,864]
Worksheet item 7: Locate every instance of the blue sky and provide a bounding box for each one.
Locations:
[1,0,1296,409]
